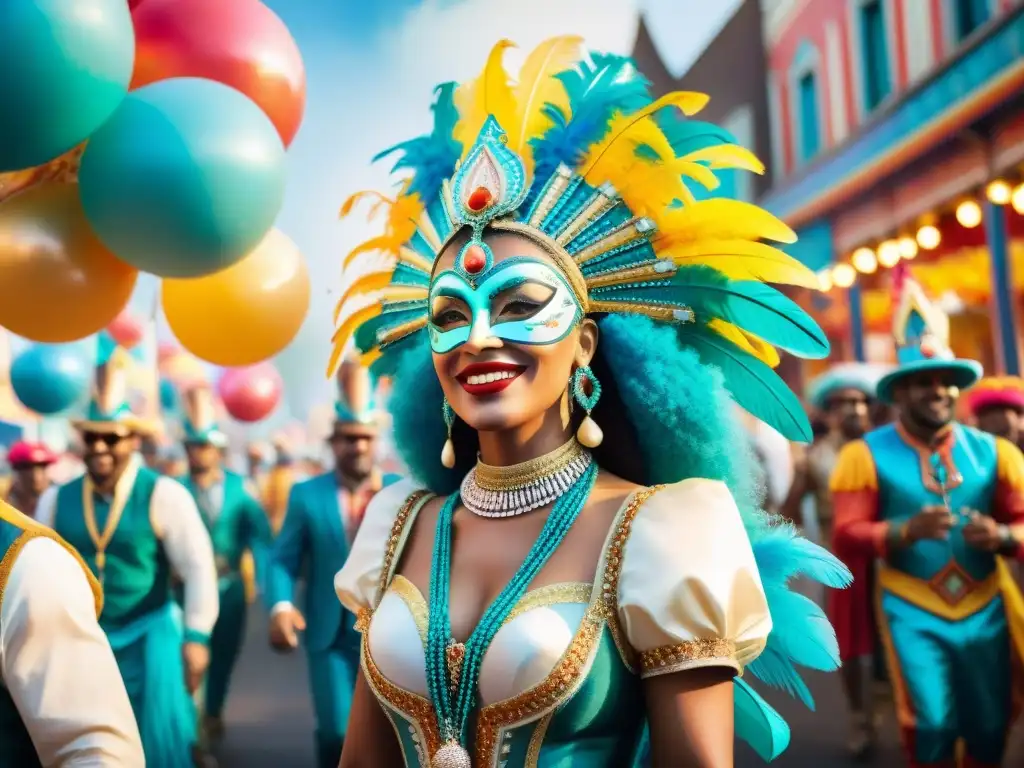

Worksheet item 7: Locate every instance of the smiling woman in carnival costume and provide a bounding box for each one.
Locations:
[331,38,850,767]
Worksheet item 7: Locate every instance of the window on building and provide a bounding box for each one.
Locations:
[954,0,990,41]
[797,72,821,162]
[859,0,891,111]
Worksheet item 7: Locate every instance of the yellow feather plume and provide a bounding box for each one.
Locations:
[579,90,709,177]
[681,144,765,174]
[656,239,819,288]
[708,319,780,367]
[328,303,380,378]
[509,35,583,180]
[656,199,797,246]
[453,40,518,154]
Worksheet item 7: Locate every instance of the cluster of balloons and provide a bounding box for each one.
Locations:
[0,0,310,373]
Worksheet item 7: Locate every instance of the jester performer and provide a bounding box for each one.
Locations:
[965,376,1024,451]
[330,38,849,768]
[832,272,1024,768]
[178,384,271,741]
[3,440,57,517]
[36,356,220,768]
[0,498,144,765]
[266,358,400,768]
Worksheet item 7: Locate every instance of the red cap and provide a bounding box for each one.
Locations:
[7,441,57,468]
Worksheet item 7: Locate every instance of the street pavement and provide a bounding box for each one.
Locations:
[214,607,1023,768]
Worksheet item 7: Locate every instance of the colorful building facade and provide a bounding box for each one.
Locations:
[761,0,1024,378]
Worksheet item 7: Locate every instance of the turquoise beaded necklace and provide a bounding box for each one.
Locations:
[425,460,598,764]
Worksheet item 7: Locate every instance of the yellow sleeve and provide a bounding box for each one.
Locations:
[995,437,1024,490]
[829,439,878,493]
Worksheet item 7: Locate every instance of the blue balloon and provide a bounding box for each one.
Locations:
[10,344,92,415]
[79,77,287,278]
[0,0,134,172]
[159,378,179,413]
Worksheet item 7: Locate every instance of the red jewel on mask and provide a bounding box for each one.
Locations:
[462,244,486,274]
[466,186,493,213]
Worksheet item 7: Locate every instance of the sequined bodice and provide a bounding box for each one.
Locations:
[363,576,646,768]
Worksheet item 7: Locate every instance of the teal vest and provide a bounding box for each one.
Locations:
[866,423,998,582]
[0,515,39,767]
[54,468,170,631]
[180,471,255,573]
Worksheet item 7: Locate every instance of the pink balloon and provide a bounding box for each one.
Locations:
[157,340,181,364]
[217,363,282,423]
[106,309,145,350]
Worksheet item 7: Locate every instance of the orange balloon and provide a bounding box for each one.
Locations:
[0,145,85,207]
[0,182,138,342]
[162,228,309,366]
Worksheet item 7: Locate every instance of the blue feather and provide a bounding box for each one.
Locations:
[753,529,853,590]
[746,648,815,710]
[529,53,651,187]
[762,585,841,672]
[677,324,813,442]
[657,114,737,157]
[734,677,791,762]
[372,82,461,201]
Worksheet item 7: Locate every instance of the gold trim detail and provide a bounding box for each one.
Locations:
[376,491,433,608]
[639,639,738,677]
[82,462,137,582]
[878,564,1000,621]
[474,438,584,491]
[525,711,554,767]
[504,582,592,625]
[361,630,443,759]
[0,500,103,617]
[390,575,429,645]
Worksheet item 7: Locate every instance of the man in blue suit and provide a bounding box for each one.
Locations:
[266,358,400,768]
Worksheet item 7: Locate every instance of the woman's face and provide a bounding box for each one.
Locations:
[430,232,596,433]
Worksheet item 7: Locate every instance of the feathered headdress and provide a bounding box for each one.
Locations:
[181,384,227,448]
[876,265,981,403]
[331,38,829,442]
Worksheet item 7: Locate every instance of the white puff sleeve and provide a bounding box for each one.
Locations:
[334,477,431,623]
[617,478,771,678]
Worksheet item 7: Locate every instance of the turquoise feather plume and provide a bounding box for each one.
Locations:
[593,265,830,359]
[734,678,791,762]
[372,82,462,201]
[676,324,812,441]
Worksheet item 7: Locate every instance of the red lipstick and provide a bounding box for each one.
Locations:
[456,362,526,396]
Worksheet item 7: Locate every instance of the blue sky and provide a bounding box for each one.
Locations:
[119,0,746,431]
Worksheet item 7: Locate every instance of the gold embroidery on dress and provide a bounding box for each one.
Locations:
[639,638,738,676]
[361,630,443,758]
[503,581,591,624]
[377,491,434,607]
[525,711,554,767]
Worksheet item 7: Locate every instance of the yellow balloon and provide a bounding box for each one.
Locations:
[0,182,138,342]
[162,228,310,366]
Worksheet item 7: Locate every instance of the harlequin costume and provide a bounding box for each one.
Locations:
[35,355,220,768]
[266,359,401,768]
[0,499,144,766]
[177,384,271,729]
[831,275,1024,767]
[330,38,850,766]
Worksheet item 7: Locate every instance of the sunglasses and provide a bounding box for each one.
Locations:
[82,432,127,447]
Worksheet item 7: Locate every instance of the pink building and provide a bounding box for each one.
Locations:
[761,0,1024,376]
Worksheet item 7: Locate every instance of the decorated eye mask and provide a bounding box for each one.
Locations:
[428,258,582,354]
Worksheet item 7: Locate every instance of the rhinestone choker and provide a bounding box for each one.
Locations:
[460,439,593,518]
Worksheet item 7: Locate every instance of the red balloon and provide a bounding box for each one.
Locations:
[130,0,306,146]
[217,363,282,423]
[106,308,145,350]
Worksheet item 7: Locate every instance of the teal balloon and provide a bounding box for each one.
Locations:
[10,344,91,415]
[0,0,134,172]
[79,77,287,278]
[159,378,179,413]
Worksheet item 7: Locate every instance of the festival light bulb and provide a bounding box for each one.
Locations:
[897,236,918,260]
[955,199,982,229]
[1012,183,1024,215]
[877,240,901,268]
[832,262,857,288]
[851,247,877,274]
[817,269,833,292]
[986,179,1012,205]
[916,224,941,250]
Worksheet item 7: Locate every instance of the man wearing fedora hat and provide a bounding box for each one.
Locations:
[831,271,1024,768]
[36,352,219,768]
[266,357,401,768]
